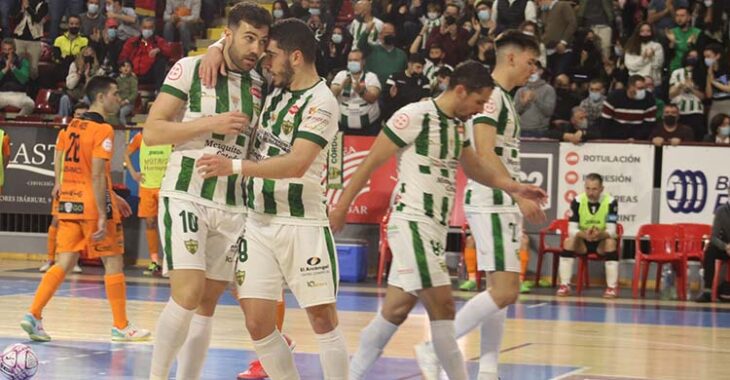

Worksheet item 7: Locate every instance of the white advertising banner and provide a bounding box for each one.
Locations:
[557,143,655,236]
[660,145,730,224]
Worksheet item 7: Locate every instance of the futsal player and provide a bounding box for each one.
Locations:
[21,76,151,343]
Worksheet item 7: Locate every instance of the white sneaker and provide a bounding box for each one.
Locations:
[414,342,440,380]
[39,261,53,272]
[72,264,83,273]
[20,313,51,342]
[111,322,151,342]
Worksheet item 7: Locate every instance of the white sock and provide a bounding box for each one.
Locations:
[315,327,349,380]
[430,320,468,380]
[605,261,619,288]
[559,257,575,286]
[478,308,507,376]
[253,330,300,380]
[454,290,500,339]
[349,313,398,380]
[149,298,195,379]
[175,313,213,380]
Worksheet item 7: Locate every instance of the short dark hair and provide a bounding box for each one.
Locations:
[436,66,452,77]
[589,78,605,87]
[710,113,729,135]
[674,6,690,13]
[85,76,117,103]
[664,103,679,112]
[705,43,723,56]
[68,14,81,23]
[228,1,272,29]
[408,53,425,65]
[72,102,89,113]
[120,59,133,68]
[448,60,493,93]
[495,29,540,54]
[269,18,318,64]
[585,173,603,185]
[1,38,14,48]
[627,75,645,88]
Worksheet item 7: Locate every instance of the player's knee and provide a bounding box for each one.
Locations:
[563,238,576,251]
[604,238,617,252]
[426,298,456,320]
[491,286,519,308]
[245,316,276,340]
[171,287,203,310]
[381,305,411,326]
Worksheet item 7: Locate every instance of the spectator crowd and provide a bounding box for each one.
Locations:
[0,0,728,145]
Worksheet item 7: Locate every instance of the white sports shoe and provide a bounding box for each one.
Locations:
[414,342,440,380]
[72,264,83,273]
[39,261,53,272]
[111,322,151,342]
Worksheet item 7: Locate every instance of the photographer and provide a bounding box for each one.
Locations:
[0,38,35,115]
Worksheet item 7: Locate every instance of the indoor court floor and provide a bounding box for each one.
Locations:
[0,260,727,380]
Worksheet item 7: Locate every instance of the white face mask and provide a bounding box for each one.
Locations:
[427,12,439,20]
[704,0,713,7]
[88,3,99,14]
[528,73,540,82]
[634,89,646,100]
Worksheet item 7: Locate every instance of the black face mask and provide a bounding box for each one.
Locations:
[685,57,698,67]
[84,55,94,64]
[69,27,80,35]
[664,115,678,126]
[355,15,364,22]
[639,35,652,43]
[383,35,396,46]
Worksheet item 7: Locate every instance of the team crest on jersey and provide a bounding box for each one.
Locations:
[236,270,246,286]
[484,98,496,113]
[167,62,183,80]
[282,122,294,135]
[430,240,444,257]
[184,239,199,254]
[393,113,409,129]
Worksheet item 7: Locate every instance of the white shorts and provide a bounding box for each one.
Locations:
[386,216,450,292]
[159,196,245,282]
[235,216,339,308]
[467,212,522,273]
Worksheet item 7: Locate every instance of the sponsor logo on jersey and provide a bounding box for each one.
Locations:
[306,257,322,266]
[666,169,707,214]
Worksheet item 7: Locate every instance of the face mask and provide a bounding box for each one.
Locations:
[332,33,343,44]
[309,8,320,16]
[347,61,361,73]
[719,126,730,136]
[69,27,80,35]
[523,30,535,36]
[640,35,652,43]
[88,3,99,14]
[106,4,113,13]
[705,0,713,7]
[664,115,678,126]
[107,28,117,39]
[427,12,439,20]
[528,73,540,82]
[614,46,623,56]
[634,89,646,100]
[589,91,602,102]
[355,15,364,22]
[84,55,94,64]
[477,10,490,21]
[686,57,698,66]
[577,119,588,129]
[438,82,448,91]
[142,29,154,39]
[383,35,395,46]
[273,9,284,18]
[705,58,716,67]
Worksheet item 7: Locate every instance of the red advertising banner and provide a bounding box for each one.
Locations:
[326,135,468,226]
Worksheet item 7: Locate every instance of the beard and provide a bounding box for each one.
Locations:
[273,58,295,88]
[227,42,258,73]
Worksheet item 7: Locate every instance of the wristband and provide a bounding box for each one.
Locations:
[232,159,243,175]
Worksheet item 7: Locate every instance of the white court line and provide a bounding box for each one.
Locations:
[550,366,590,380]
[0,285,104,298]
[527,302,549,309]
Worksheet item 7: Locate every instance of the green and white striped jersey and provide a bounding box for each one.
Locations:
[669,67,703,115]
[383,99,470,226]
[464,84,521,213]
[424,60,453,89]
[246,80,339,225]
[331,70,381,130]
[349,17,383,45]
[158,56,265,211]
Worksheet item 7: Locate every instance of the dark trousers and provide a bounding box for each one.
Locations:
[138,57,168,91]
[703,245,728,290]
[679,113,707,141]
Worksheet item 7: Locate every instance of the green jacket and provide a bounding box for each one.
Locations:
[576,0,615,25]
[116,74,138,103]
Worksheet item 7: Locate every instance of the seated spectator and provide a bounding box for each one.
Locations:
[695,199,730,303]
[59,45,102,116]
[432,65,452,96]
[600,75,657,140]
[515,62,556,138]
[358,22,407,92]
[706,113,730,144]
[471,0,496,39]
[579,79,607,129]
[473,36,496,70]
[420,43,452,92]
[318,26,352,79]
[537,0,577,75]
[425,7,472,67]
[106,0,139,41]
[546,106,601,143]
[12,0,47,79]
[163,0,201,55]
[0,126,9,195]
[116,60,137,126]
[414,2,442,52]
[80,0,106,38]
[570,29,606,89]
[350,0,383,46]
[119,18,173,91]
[551,74,581,127]
[307,14,327,41]
[383,53,430,121]
[492,0,537,34]
[704,43,730,133]
[330,50,382,135]
[649,103,694,145]
[624,22,664,90]
[271,0,292,22]
[94,18,125,76]
[0,38,34,115]
[556,173,620,298]
[53,15,89,74]
[669,48,705,140]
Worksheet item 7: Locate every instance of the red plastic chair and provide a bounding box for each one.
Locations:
[34,88,57,114]
[535,219,568,287]
[676,223,712,262]
[632,224,686,300]
[376,212,392,286]
[712,260,730,301]
[576,224,624,295]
